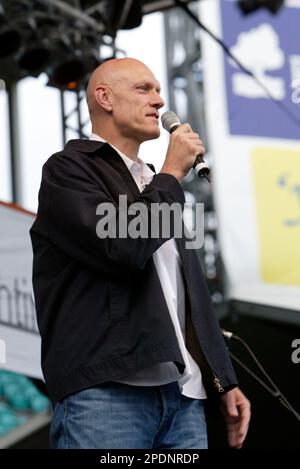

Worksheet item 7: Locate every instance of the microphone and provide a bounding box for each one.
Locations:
[161,111,210,182]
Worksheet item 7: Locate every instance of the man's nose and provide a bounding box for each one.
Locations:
[151,91,165,109]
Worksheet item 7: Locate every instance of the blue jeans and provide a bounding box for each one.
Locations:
[50,381,207,449]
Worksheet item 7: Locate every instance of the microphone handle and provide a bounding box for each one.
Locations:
[169,124,211,183]
[194,155,210,182]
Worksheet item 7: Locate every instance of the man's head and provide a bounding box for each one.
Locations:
[86,58,165,154]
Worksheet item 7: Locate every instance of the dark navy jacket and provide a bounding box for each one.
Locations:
[30,139,237,406]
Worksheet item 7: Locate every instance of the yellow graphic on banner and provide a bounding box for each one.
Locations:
[252,148,300,285]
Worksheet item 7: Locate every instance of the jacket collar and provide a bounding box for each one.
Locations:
[64,140,156,175]
[63,139,156,199]
[64,139,106,153]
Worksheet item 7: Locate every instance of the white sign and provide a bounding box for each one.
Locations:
[0,202,42,378]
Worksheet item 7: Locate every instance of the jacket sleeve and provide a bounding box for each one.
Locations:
[34,153,185,276]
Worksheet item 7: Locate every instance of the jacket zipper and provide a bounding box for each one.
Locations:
[212,370,224,393]
[179,249,226,394]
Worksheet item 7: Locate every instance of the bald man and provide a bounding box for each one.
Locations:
[30,58,250,449]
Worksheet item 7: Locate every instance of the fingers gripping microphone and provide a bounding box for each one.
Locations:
[161,111,210,182]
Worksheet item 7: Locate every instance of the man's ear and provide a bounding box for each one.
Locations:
[94,85,112,112]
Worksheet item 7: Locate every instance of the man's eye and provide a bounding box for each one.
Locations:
[137,86,147,92]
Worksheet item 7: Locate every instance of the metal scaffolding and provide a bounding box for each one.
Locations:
[164,4,226,311]
[0,0,196,203]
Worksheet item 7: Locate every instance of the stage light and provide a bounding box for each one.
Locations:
[104,0,142,35]
[47,49,100,91]
[17,40,51,74]
[238,0,285,15]
[0,27,22,59]
[49,57,85,89]
[0,11,51,78]
[0,2,113,86]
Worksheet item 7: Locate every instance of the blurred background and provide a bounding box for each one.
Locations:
[0,0,300,449]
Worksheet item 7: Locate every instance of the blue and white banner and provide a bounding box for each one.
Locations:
[199,1,300,316]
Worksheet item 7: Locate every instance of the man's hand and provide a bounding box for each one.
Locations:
[160,124,206,181]
[219,387,251,449]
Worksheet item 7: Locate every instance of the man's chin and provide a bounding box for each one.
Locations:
[143,128,160,141]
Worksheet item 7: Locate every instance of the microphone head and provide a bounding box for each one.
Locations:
[161,111,181,133]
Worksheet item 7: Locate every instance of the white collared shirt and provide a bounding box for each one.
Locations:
[91,133,206,399]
